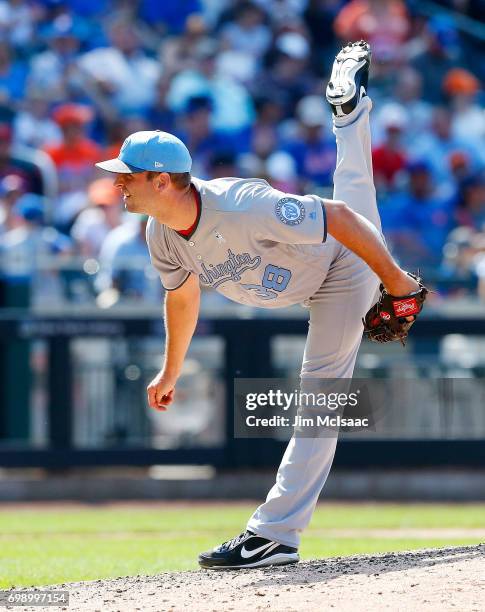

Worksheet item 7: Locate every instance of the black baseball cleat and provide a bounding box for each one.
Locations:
[198,530,299,570]
[326,40,372,116]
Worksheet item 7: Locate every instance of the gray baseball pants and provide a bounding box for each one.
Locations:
[247,98,381,548]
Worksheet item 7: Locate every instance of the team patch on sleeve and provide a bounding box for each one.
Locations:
[275,197,306,226]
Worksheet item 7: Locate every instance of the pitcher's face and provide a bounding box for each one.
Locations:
[114,172,156,214]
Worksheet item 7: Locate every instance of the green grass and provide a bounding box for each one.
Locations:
[0,502,484,588]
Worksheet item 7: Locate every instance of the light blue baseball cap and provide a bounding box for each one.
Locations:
[95,130,192,174]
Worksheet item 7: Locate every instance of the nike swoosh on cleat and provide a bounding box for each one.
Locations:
[240,542,275,559]
[261,542,280,557]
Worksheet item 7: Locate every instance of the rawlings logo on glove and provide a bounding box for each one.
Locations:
[393,298,420,317]
[363,273,428,345]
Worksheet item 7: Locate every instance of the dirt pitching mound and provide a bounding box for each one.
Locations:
[18,544,485,611]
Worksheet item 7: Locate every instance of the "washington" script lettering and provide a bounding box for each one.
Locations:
[199,249,261,288]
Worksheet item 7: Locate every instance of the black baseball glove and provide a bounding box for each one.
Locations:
[363,273,428,345]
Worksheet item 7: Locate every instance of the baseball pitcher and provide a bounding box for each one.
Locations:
[96,42,427,569]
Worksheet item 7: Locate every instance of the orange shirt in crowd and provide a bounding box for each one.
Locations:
[334,0,410,55]
[44,138,102,169]
[103,142,123,162]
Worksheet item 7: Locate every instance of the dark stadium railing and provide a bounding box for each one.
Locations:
[0,310,485,470]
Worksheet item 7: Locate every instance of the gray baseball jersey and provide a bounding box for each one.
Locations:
[146,176,334,308]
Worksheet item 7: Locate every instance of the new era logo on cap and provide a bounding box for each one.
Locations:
[154,161,164,167]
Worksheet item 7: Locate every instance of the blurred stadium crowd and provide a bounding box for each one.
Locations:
[0,0,484,310]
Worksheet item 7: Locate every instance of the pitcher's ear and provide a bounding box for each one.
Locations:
[151,172,170,192]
